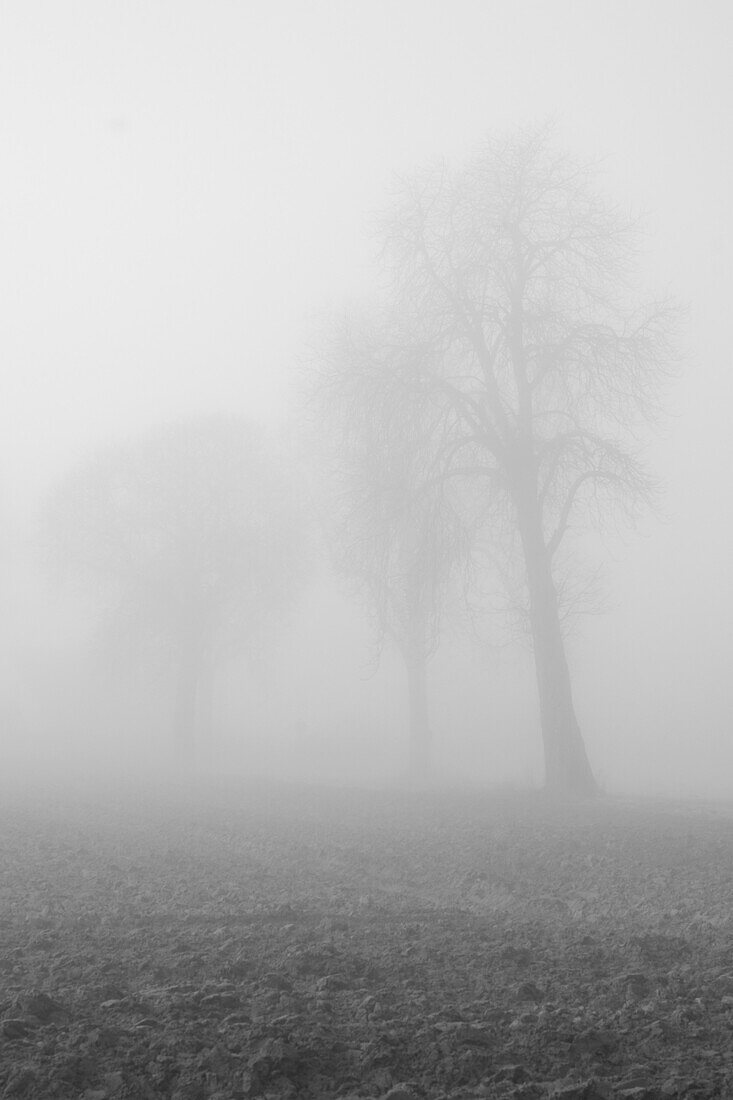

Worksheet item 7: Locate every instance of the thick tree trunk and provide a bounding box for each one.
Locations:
[516,490,597,796]
[403,647,432,780]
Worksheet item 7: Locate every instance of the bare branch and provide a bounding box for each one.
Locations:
[546,470,623,559]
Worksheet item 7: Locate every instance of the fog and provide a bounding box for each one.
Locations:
[2,0,732,800]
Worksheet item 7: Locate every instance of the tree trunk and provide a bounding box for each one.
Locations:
[404,647,432,780]
[516,489,597,796]
[173,631,201,758]
[198,659,215,743]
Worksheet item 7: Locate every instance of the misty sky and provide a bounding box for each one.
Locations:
[1,1,732,794]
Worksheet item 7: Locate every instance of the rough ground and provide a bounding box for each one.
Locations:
[1,780,733,1100]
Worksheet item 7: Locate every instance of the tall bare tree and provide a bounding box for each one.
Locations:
[343,127,675,794]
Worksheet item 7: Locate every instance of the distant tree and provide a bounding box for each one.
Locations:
[43,416,308,756]
[330,126,676,795]
[311,310,469,778]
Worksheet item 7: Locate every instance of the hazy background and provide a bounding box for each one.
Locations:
[1,0,731,796]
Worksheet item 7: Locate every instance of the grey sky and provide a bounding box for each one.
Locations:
[2,2,729,472]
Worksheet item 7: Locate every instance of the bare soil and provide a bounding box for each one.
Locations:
[1,780,732,1099]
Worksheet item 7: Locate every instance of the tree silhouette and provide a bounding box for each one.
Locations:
[331,127,676,794]
[43,415,307,756]
[311,311,469,776]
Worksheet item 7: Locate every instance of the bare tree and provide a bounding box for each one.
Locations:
[311,310,469,778]
[43,415,308,757]
[352,127,676,795]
